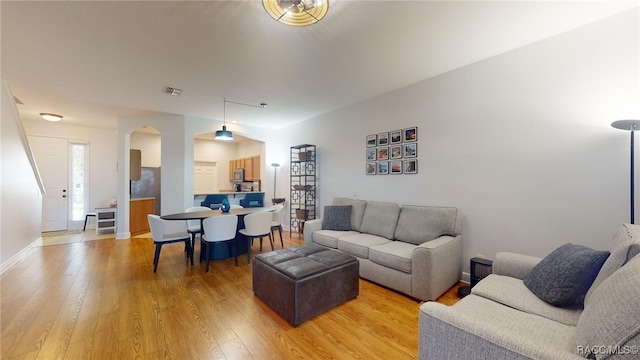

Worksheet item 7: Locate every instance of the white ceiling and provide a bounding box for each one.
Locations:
[2,1,637,130]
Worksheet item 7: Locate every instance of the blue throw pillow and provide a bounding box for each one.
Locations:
[524,243,609,307]
[321,205,352,231]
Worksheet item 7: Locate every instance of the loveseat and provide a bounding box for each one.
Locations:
[303,197,462,301]
[419,223,640,359]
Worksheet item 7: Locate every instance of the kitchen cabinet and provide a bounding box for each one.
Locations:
[130,198,155,236]
[130,149,142,180]
[244,158,253,180]
[250,156,260,181]
[228,155,261,181]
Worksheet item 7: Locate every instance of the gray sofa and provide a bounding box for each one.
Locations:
[304,197,462,301]
[419,223,640,360]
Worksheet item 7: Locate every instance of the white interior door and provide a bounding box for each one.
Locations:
[28,136,69,232]
[194,162,218,194]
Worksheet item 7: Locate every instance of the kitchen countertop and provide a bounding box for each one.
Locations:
[130,197,156,201]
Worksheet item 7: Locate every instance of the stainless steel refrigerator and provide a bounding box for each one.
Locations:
[130,167,161,215]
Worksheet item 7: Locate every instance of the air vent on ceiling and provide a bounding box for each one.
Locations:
[163,87,183,96]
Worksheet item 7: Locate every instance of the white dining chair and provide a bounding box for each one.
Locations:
[270,204,285,248]
[202,215,239,271]
[238,211,273,263]
[185,206,213,258]
[147,214,192,273]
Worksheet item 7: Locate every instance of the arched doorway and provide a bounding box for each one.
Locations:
[130,126,161,235]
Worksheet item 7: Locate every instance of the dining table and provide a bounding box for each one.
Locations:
[160,207,275,262]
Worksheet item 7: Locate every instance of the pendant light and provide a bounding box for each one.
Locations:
[215,98,233,141]
[215,98,268,141]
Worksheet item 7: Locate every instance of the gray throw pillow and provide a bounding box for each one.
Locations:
[523,243,610,307]
[322,205,352,231]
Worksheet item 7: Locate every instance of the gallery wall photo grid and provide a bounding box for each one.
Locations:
[366,127,417,175]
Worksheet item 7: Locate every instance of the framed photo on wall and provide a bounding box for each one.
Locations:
[404,127,417,142]
[366,162,377,175]
[390,160,403,174]
[366,134,377,148]
[377,132,389,146]
[390,130,403,144]
[363,126,418,176]
[404,159,417,174]
[404,143,417,158]
[390,145,402,159]
[378,147,389,160]
[378,161,389,175]
[366,148,377,161]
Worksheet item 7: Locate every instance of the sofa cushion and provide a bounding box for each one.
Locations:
[322,205,352,231]
[369,241,415,274]
[523,243,609,307]
[333,198,367,232]
[394,205,460,245]
[472,274,582,326]
[312,230,360,249]
[359,201,401,240]
[445,295,577,354]
[585,223,640,306]
[337,233,391,259]
[575,254,640,359]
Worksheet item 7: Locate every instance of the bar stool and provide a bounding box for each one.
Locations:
[83,212,96,231]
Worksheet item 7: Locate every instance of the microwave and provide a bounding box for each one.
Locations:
[233,168,245,182]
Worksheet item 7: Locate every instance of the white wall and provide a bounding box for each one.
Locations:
[237,139,263,159]
[1,79,44,267]
[131,131,161,167]
[260,9,640,273]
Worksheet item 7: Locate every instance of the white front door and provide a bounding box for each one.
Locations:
[28,136,69,232]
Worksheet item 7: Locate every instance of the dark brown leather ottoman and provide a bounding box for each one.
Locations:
[253,244,359,326]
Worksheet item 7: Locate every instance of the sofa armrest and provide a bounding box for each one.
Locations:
[303,219,322,245]
[492,252,542,280]
[411,235,462,301]
[419,301,582,360]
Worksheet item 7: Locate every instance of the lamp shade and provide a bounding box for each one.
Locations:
[215,125,233,141]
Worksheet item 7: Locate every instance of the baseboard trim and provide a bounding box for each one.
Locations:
[461,271,470,284]
[1,237,43,275]
[116,232,131,240]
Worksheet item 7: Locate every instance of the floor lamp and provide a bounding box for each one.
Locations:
[271,163,285,205]
[611,119,640,224]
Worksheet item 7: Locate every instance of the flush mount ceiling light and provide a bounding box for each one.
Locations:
[263,0,328,26]
[40,113,63,122]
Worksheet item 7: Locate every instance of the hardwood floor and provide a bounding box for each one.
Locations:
[1,231,463,359]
